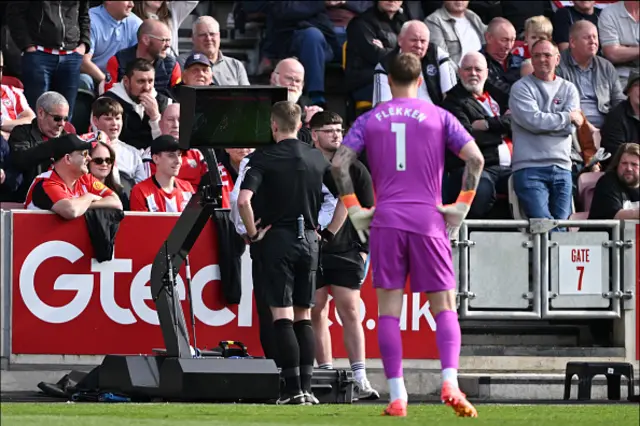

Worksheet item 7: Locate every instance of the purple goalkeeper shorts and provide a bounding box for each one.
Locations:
[369,227,456,293]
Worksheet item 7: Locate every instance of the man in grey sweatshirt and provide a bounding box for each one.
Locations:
[509,39,583,221]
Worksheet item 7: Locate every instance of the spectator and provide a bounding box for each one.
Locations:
[499,0,553,37]
[481,18,520,105]
[6,1,90,120]
[270,58,317,144]
[8,91,70,201]
[1,50,35,139]
[598,0,640,88]
[267,2,342,107]
[130,135,195,212]
[88,140,130,210]
[556,21,625,131]
[425,0,487,67]
[178,16,249,86]
[218,148,254,209]
[345,0,409,104]
[553,0,601,52]
[442,51,512,218]
[171,52,213,101]
[142,104,208,191]
[589,142,639,220]
[103,19,181,97]
[103,58,173,150]
[325,1,372,47]
[0,133,22,201]
[79,1,142,93]
[132,0,200,56]
[23,134,123,217]
[511,15,553,69]
[90,97,145,191]
[373,20,457,106]
[601,70,640,157]
[509,40,582,221]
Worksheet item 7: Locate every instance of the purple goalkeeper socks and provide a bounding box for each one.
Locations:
[435,310,461,370]
[378,315,403,379]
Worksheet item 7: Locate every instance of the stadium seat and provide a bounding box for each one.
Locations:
[508,175,528,220]
[564,361,636,401]
[1,75,23,89]
[577,172,604,212]
[71,88,97,135]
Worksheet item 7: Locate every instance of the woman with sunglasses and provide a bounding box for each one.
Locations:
[89,142,130,210]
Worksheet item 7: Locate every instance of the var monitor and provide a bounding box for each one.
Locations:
[178,85,289,150]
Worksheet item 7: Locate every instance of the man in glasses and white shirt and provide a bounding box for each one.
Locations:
[7,91,72,202]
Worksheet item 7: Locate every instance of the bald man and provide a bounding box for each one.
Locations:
[103,19,182,96]
[481,18,521,105]
[441,52,513,219]
[373,20,457,106]
[556,20,625,130]
[178,16,249,86]
[270,58,317,145]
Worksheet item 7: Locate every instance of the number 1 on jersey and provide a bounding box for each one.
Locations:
[391,122,406,171]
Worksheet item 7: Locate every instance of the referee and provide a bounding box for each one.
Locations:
[237,101,335,406]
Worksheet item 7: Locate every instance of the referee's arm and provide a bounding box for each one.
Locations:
[238,165,264,238]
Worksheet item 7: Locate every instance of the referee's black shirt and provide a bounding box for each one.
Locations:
[241,138,336,230]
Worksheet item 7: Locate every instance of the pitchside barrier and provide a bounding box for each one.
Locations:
[0,210,637,365]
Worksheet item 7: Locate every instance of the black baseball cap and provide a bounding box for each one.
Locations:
[151,135,181,155]
[184,52,212,69]
[51,134,94,161]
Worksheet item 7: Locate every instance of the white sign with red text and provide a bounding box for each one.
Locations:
[558,246,603,295]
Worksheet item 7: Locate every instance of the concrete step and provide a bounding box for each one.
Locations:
[462,334,578,347]
[3,364,639,402]
[460,346,625,358]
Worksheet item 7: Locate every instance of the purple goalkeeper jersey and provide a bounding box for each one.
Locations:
[342,98,473,238]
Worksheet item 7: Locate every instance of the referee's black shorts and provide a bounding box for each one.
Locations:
[257,227,319,308]
[317,249,365,290]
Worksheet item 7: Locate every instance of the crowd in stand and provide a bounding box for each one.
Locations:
[0,0,638,223]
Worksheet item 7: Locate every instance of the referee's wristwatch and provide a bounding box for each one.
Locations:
[248,232,260,243]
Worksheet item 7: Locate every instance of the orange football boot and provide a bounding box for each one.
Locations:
[441,382,478,418]
[382,399,408,417]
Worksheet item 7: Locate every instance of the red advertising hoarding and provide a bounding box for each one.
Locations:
[11,212,438,359]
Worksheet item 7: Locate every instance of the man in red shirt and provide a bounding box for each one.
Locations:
[24,134,123,218]
[130,135,195,212]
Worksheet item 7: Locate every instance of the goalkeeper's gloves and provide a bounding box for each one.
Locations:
[437,190,476,240]
[341,194,375,243]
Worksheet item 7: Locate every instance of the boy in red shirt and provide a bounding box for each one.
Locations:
[130,135,194,212]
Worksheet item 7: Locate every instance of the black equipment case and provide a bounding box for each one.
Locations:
[311,368,355,404]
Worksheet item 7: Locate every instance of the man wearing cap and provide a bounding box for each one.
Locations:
[602,70,640,157]
[23,134,123,218]
[171,52,214,101]
[130,135,195,212]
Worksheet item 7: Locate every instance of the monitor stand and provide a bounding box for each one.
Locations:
[94,148,280,402]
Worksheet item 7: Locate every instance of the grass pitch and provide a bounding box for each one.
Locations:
[1,403,639,426]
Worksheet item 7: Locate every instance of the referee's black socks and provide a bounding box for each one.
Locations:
[293,319,315,394]
[273,318,301,395]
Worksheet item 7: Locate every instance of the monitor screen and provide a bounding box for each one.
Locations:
[179,86,289,150]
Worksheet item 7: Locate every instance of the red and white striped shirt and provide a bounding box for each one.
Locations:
[218,163,234,209]
[1,84,31,122]
[129,176,195,213]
